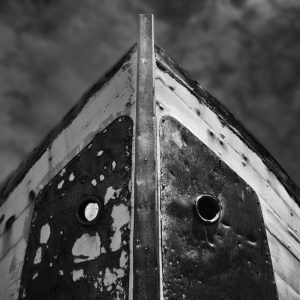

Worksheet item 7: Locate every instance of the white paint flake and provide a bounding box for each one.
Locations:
[72,269,84,282]
[104,186,122,205]
[101,247,107,254]
[120,250,128,268]
[103,268,117,288]
[34,247,42,264]
[100,175,105,181]
[32,272,39,280]
[69,173,75,181]
[59,270,64,276]
[40,223,51,244]
[91,179,97,186]
[110,204,130,251]
[97,150,104,156]
[72,233,101,263]
[57,180,64,189]
[112,161,116,170]
[59,169,66,176]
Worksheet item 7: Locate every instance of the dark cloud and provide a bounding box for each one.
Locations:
[0,0,300,186]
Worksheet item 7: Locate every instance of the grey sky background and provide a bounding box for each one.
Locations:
[0,0,300,185]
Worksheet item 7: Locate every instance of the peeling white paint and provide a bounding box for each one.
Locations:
[40,223,51,244]
[59,169,66,177]
[114,267,125,279]
[32,272,39,280]
[100,175,105,181]
[101,247,107,254]
[112,161,117,170]
[155,60,300,299]
[72,269,84,282]
[91,179,97,187]
[103,268,117,287]
[59,270,64,276]
[97,150,104,156]
[120,250,128,268]
[57,180,64,189]
[69,173,75,181]
[0,49,137,299]
[72,233,101,263]
[104,186,122,205]
[110,204,130,251]
[34,247,42,264]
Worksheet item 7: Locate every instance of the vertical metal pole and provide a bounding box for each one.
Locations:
[133,14,160,299]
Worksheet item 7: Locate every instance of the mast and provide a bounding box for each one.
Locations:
[133,14,160,299]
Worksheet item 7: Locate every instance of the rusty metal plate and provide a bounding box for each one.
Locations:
[19,116,133,300]
[160,117,277,300]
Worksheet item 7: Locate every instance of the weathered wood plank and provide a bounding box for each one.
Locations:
[133,14,160,300]
[160,117,277,299]
[19,117,133,299]
[275,273,300,300]
[0,205,34,261]
[154,52,300,299]
[0,46,137,300]
[155,44,300,206]
[0,236,27,299]
[0,48,137,237]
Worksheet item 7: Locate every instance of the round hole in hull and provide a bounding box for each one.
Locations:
[77,196,103,225]
[195,194,221,224]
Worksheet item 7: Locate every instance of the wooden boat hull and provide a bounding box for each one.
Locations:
[0,14,299,300]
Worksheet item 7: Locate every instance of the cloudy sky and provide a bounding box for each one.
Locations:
[0,0,300,186]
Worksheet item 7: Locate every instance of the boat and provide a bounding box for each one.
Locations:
[0,14,299,300]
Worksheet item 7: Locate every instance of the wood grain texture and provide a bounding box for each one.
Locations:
[133,14,160,300]
[0,45,137,300]
[155,48,300,299]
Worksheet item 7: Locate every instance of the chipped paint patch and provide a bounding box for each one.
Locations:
[104,186,122,205]
[97,150,104,156]
[18,116,133,299]
[34,247,42,264]
[72,233,101,263]
[72,269,84,282]
[112,161,117,170]
[103,268,117,288]
[69,173,75,181]
[91,179,97,186]
[57,180,64,189]
[32,272,39,280]
[120,250,128,268]
[100,175,105,181]
[110,204,130,251]
[40,223,51,244]
[59,169,66,176]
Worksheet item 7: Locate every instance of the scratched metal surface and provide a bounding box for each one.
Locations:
[160,117,277,300]
[18,116,133,300]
